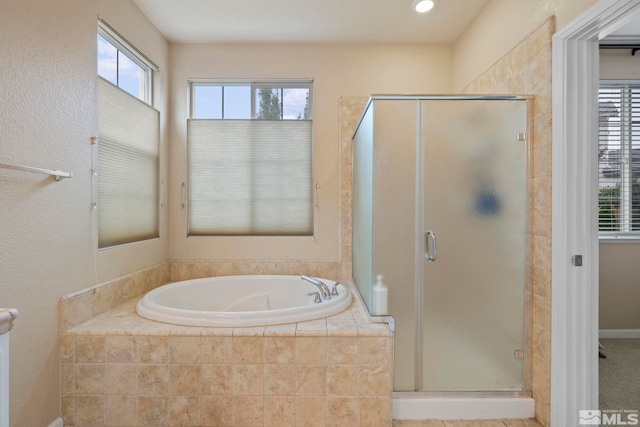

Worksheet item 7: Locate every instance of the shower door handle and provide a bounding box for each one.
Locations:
[425,230,437,262]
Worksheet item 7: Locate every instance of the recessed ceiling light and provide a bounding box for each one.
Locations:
[412,0,435,13]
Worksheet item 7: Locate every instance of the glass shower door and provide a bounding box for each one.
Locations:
[420,99,527,391]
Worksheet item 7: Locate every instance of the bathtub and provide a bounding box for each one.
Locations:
[136,275,352,327]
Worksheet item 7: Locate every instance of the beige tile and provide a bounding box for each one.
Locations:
[200,395,234,426]
[136,335,169,364]
[169,336,201,364]
[60,335,75,363]
[296,336,326,365]
[359,365,392,396]
[296,397,327,427]
[75,335,105,363]
[169,364,200,395]
[137,396,168,426]
[327,336,359,365]
[359,337,392,366]
[327,365,359,396]
[61,396,74,427]
[137,364,169,395]
[264,336,296,364]
[360,397,393,427]
[328,397,360,426]
[233,395,264,425]
[201,336,232,364]
[73,395,105,426]
[296,365,326,396]
[233,364,264,395]
[233,336,264,364]
[264,395,296,427]
[61,364,75,396]
[168,395,200,426]
[105,363,137,395]
[296,319,327,336]
[105,335,136,363]
[264,364,296,396]
[200,364,233,395]
[106,395,136,426]
[75,364,105,395]
[66,292,92,330]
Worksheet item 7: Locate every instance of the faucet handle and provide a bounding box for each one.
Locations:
[307,292,322,303]
[331,282,341,296]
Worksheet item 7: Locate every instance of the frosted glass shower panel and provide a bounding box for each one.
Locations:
[420,100,527,391]
[371,100,419,390]
[352,105,374,308]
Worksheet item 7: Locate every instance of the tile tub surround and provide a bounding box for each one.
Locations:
[60,282,392,427]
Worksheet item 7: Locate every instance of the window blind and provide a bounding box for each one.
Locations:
[98,77,159,247]
[598,83,640,235]
[187,119,313,235]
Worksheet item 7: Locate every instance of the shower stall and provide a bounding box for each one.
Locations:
[351,95,533,419]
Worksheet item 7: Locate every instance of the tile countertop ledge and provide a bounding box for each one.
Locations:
[63,283,391,338]
[0,308,19,335]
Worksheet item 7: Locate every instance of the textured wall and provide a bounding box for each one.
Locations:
[0,1,168,426]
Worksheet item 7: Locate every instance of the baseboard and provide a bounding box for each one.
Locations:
[47,417,63,427]
[599,329,640,339]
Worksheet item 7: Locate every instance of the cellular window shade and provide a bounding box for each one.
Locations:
[598,83,640,234]
[98,77,159,247]
[188,119,313,235]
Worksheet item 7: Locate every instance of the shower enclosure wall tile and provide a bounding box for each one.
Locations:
[328,397,360,425]
[106,395,137,426]
[361,397,393,427]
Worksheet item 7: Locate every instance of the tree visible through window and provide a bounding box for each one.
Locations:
[188,80,313,236]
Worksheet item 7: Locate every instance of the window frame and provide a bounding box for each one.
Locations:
[189,79,313,120]
[98,19,156,105]
[187,79,315,237]
[598,79,640,242]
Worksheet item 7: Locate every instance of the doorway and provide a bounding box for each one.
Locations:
[551,0,640,426]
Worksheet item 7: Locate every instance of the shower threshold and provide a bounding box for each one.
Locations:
[393,391,535,420]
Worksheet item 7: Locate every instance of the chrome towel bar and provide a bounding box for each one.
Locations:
[0,162,72,181]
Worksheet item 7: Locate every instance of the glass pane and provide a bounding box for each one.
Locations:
[194,85,222,119]
[283,88,310,119]
[421,99,526,391]
[224,86,251,119]
[255,88,282,119]
[371,100,419,391]
[97,35,117,85]
[117,51,144,100]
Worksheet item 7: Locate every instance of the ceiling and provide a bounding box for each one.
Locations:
[132,0,491,44]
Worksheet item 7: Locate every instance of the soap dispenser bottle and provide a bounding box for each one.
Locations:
[372,274,388,315]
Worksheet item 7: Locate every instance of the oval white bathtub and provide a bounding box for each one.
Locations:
[136,275,352,327]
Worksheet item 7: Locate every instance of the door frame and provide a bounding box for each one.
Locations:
[551,1,640,425]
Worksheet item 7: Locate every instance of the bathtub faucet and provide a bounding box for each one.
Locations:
[301,275,331,300]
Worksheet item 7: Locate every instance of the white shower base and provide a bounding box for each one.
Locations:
[393,395,535,420]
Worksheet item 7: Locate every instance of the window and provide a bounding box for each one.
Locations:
[188,80,313,235]
[97,21,159,248]
[98,21,152,103]
[598,82,640,237]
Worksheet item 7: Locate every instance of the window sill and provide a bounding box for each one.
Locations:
[599,235,640,243]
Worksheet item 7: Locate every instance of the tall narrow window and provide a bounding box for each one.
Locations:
[598,82,640,237]
[97,21,159,248]
[188,80,313,235]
